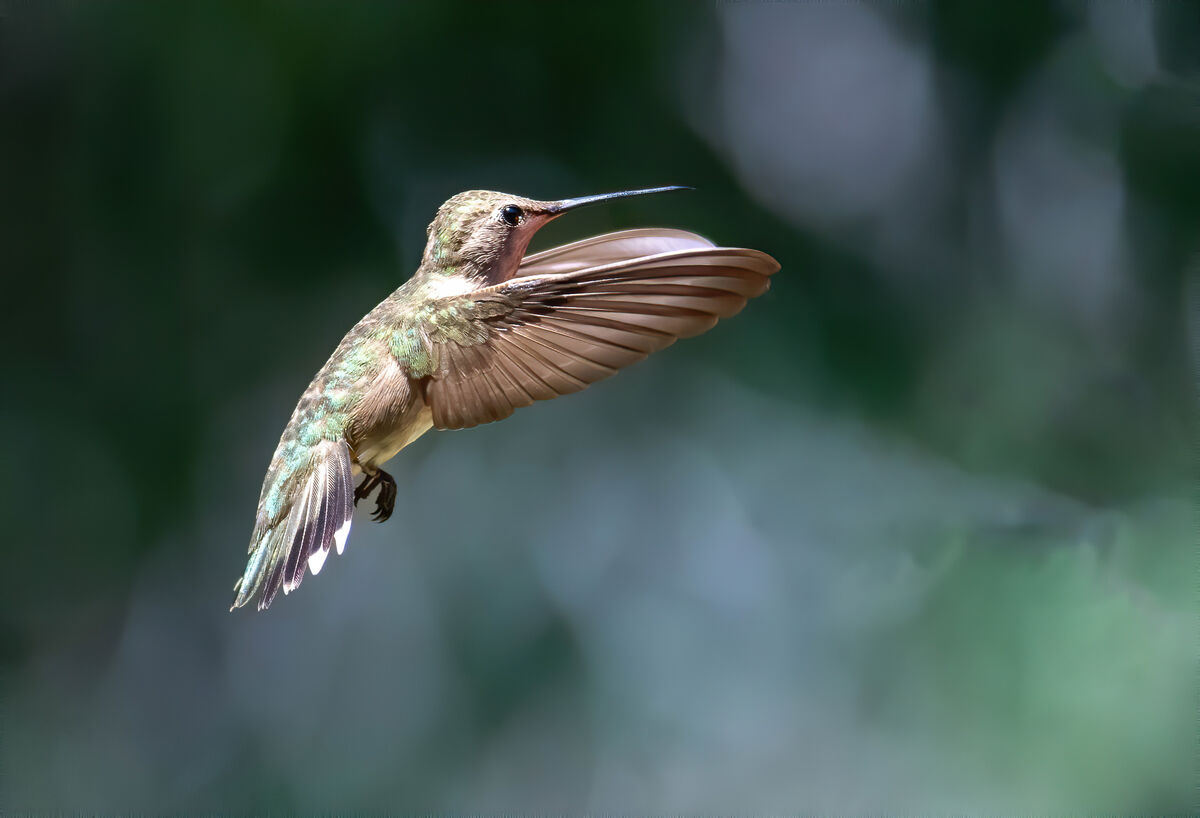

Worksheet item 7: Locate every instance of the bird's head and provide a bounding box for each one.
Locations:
[421,186,690,282]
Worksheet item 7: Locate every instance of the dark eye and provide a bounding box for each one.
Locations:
[500,204,524,226]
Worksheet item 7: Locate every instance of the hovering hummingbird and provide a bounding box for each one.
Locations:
[232,186,780,610]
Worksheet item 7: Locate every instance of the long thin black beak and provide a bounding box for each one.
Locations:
[546,185,692,215]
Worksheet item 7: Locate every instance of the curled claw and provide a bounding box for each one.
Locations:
[372,471,396,522]
[354,473,379,505]
[356,469,396,523]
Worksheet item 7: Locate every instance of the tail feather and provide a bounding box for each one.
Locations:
[232,439,355,611]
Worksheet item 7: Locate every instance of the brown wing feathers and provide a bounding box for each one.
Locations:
[424,243,779,430]
[517,228,719,275]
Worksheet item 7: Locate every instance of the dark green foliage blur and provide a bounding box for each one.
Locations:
[2,1,1194,812]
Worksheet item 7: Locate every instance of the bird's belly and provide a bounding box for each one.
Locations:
[353,405,433,473]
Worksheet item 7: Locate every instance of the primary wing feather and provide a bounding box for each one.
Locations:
[517,228,717,275]
[422,232,780,430]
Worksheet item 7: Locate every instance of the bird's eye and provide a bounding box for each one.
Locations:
[500,204,524,226]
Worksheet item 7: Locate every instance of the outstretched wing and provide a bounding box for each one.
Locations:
[421,232,780,430]
[232,438,355,611]
[517,228,719,276]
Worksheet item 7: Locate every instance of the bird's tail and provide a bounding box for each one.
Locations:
[231,438,355,611]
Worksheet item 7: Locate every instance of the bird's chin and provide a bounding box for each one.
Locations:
[487,243,538,284]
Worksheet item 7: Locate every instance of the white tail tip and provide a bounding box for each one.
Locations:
[334,518,352,555]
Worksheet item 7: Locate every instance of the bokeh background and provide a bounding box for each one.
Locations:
[2,0,1196,812]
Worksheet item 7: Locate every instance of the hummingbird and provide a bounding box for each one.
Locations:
[232,186,780,611]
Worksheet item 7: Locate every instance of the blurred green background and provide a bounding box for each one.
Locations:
[2,1,1196,812]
